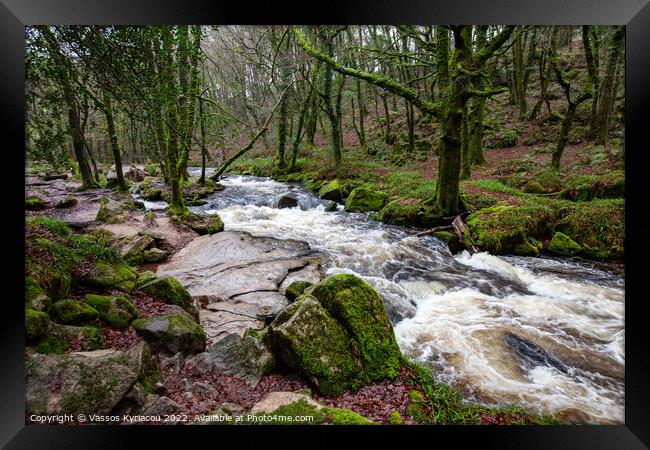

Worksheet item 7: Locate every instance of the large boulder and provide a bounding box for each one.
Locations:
[276,194,299,209]
[318,180,342,202]
[307,274,401,381]
[84,261,138,292]
[174,212,224,235]
[106,165,145,184]
[25,342,156,415]
[267,274,402,396]
[344,188,389,213]
[184,332,275,387]
[143,248,168,263]
[132,310,206,355]
[266,295,362,395]
[84,294,139,329]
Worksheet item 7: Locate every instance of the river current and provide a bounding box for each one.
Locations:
[139,169,625,424]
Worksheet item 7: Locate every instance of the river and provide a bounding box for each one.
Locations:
[140,169,625,424]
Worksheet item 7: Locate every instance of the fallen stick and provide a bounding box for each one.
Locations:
[452,215,480,253]
[414,225,452,237]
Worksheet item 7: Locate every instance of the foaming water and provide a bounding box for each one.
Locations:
[145,172,625,423]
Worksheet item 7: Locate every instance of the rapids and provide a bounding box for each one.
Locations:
[145,169,626,424]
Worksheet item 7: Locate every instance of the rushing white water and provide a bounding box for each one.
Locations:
[166,171,626,423]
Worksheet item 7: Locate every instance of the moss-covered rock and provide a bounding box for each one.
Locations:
[284,280,313,303]
[54,196,78,209]
[141,188,163,201]
[243,397,375,425]
[388,410,404,425]
[137,276,192,310]
[524,181,545,194]
[143,248,168,263]
[25,276,51,311]
[548,232,583,256]
[266,295,362,395]
[49,299,100,325]
[132,312,206,355]
[308,274,401,382]
[84,294,139,329]
[84,261,138,292]
[553,199,624,259]
[318,179,342,202]
[378,198,442,226]
[345,187,389,213]
[26,307,50,342]
[26,195,47,210]
[513,237,541,257]
[466,203,554,254]
[96,196,127,223]
[174,212,224,235]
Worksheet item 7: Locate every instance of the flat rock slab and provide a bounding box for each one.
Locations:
[157,231,325,345]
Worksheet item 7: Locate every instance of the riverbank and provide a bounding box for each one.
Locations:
[24,170,624,424]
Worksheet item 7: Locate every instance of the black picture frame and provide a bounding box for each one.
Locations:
[1,1,648,448]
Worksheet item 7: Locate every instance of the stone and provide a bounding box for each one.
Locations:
[344,187,389,213]
[121,235,155,265]
[84,294,139,329]
[25,276,51,312]
[132,311,206,355]
[266,295,362,395]
[184,333,275,388]
[137,276,193,310]
[143,248,168,263]
[25,195,47,210]
[549,232,583,256]
[54,196,78,209]
[141,396,181,417]
[25,342,154,415]
[249,392,322,415]
[324,200,338,212]
[318,179,342,202]
[84,261,138,292]
[276,194,299,209]
[49,299,100,325]
[284,280,313,303]
[96,197,127,224]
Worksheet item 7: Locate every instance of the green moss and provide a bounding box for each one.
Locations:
[344,187,389,212]
[548,232,583,256]
[31,333,70,354]
[267,296,362,395]
[49,299,100,325]
[554,199,624,259]
[466,203,555,254]
[206,214,225,234]
[524,181,546,194]
[318,179,342,201]
[285,280,313,303]
[84,261,137,292]
[25,307,50,342]
[25,276,51,311]
[25,195,47,210]
[132,313,206,355]
[388,410,403,425]
[84,294,139,329]
[326,407,375,425]
[308,274,402,382]
[81,325,105,350]
[141,188,163,201]
[377,198,442,226]
[237,400,374,425]
[432,231,455,242]
[137,276,192,309]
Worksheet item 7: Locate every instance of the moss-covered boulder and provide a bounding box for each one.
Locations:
[378,198,442,226]
[132,312,206,355]
[318,179,342,202]
[174,212,224,235]
[524,181,545,194]
[26,342,155,415]
[143,248,168,263]
[96,196,127,223]
[553,199,624,259]
[84,294,139,329]
[513,237,541,257]
[25,195,47,210]
[345,188,389,213]
[29,322,104,354]
[120,235,155,265]
[25,276,51,311]
[548,232,583,256]
[141,188,163,201]
[84,261,138,292]
[49,299,100,325]
[26,307,50,342]
[137,276,192,310]
[466,203,554,254]
[54,196,78,209]
[266,295,362,395]
[285,281,313,303]
[308,274,401,381]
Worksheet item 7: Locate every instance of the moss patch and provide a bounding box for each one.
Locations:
[84,294,139,329]
[344,187,389,212]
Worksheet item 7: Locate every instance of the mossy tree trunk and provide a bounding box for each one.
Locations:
[101,91,128,191]
[593,26,624,145]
